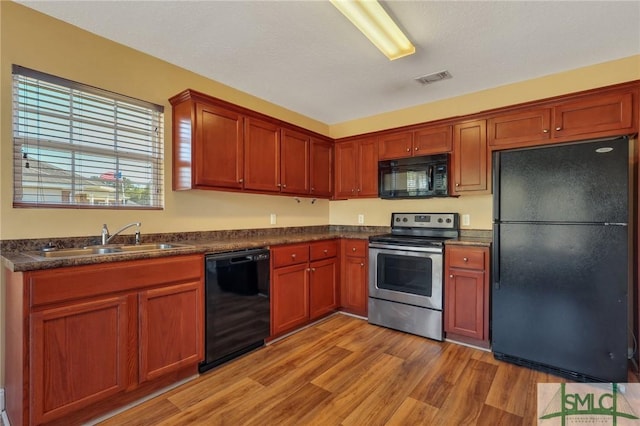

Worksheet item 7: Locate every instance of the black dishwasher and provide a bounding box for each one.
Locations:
[200,248,270,373]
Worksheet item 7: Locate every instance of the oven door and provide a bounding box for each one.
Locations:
[368,243,443,310]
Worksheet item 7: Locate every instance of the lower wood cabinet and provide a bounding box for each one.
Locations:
[444,245,490,348]
[340,239,368,317]
[271,240,338,337]
[5,255,204,426]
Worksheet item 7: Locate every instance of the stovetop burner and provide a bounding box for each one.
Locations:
[369,212,460,247]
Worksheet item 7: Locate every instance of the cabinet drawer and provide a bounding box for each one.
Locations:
[447,246,485,270]
[344,239,368,257]
[272,244,310,268]
[310,240,338,261]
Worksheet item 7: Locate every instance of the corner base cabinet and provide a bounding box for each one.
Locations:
[271,240,338,337]
[444,245,490,348]
[5,255,204,426]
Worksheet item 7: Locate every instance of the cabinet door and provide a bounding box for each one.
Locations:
[378,131,413,160]
[244,117,280,192]
[357,137,379,197]
[272,263,310,336]
[452,120,488,194]
[139,281,203,383]
[194,103,244,189]
[30,296,129,425]
[553,91,634,138]
[341,256,368,317]
[445,269,485,340]
[281,128,310,194]
[310,138,333,198]
[413,125,453,155]
[309,258,338,320]
[334,141,358,199]
[487,108,551,148]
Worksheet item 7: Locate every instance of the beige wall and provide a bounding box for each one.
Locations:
[0,1,639,388]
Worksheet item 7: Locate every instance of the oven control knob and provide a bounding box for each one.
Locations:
[446,218,451,223]
[402,218,408,222]
[437,218,443,223]
[395,218,401,222]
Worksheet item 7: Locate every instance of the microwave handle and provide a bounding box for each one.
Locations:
[428,165,434,191]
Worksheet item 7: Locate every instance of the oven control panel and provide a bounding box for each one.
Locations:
[391,212,458,229]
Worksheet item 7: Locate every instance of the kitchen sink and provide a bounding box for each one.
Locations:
[36,243,193,258]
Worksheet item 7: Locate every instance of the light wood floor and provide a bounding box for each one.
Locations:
[98,314,639,426]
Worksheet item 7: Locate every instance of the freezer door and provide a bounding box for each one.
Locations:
[492,223,628,382]
[495,137,628,223]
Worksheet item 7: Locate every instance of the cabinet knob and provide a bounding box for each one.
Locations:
[555,127,562,131]
[357,188,361,192]
[238,178,244,183]
[542,129,549,134]
[323,249,328,254]
[291,253,296,258]
[360,263,364,267]
[463,257,468,262]
[352,247,356,252]
[414,147,419,151]
[311,187,315,192]
[282,184,287,188]
[277,183,282,187]
[455,183,460,187]
[352,188,355,193]
[306,268,311,272]
[311,268,316,272]
[449,274,454,278]
[406,148,410,152]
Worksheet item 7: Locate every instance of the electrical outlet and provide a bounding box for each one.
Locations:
[358,214,365,224]
[270,213,277,225]
[462,214,470,226]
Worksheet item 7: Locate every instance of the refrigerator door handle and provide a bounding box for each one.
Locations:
[492,225,500,289]
[492,151,500,222]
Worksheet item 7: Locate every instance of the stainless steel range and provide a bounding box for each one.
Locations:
[368,212,459,341]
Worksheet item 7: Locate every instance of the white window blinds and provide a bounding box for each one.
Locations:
[12,65,164,209]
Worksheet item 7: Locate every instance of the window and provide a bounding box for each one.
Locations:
[12,65,164,209]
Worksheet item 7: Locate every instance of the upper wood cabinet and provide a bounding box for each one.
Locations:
[334,137,378,199]
[488,89,636,150]
[378,125,452,160]
[244,117,281,193]
[281,128,311,194]
[488,108,551,148]
[452,120,489,195]
[310,138,333,198]
[169,89,332,198]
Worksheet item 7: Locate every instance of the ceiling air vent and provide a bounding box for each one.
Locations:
[414,70,452,85]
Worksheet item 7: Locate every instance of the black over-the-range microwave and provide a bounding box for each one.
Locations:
[378,153,450,199]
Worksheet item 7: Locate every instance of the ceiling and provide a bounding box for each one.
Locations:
[16,1,640,125]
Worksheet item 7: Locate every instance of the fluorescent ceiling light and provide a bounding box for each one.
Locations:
[331,0,415,60]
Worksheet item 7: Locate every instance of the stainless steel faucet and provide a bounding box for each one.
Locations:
[101,222,141,245]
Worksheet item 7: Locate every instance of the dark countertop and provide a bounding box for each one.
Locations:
[445,237,492,248]
[2,230,383,272]
[2,226,493,272]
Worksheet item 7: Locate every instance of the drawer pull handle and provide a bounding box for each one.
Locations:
[323,249,328,254]
[291,254,296,258]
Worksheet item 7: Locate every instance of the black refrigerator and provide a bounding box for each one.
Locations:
[492,136,630,383]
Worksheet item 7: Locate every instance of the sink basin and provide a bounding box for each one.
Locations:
[36,243,192,258]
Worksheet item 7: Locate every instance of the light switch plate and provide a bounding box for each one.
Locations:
[270,213,277,225]
[358,214,365,224]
